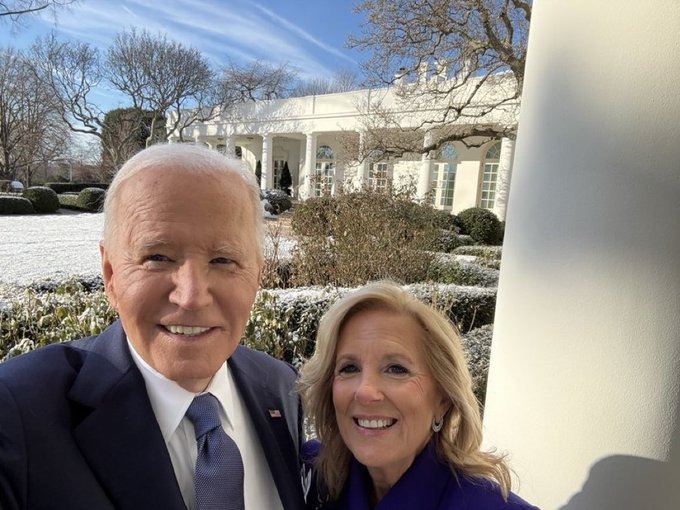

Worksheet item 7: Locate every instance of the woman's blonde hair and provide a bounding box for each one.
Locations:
[298,281,511,500]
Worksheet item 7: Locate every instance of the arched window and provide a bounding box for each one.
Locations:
[431,143,458,209]
[480,142,501,209]
[314,144,335,196]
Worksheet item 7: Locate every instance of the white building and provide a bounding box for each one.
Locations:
[168,75,519,221]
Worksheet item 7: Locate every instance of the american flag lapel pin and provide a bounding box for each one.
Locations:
[269,409,282,418]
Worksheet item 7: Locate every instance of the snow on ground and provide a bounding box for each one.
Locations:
[0,211,104,286]
[0,211,294,287]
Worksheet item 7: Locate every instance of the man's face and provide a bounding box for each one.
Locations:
[101,165,261,392]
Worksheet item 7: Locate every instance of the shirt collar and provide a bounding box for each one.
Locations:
[127,338,236,444]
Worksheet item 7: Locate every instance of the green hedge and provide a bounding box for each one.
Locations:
[22,186,60,214]
[45,182,109,194]
[0,196,34,215]
[77,188,106,212]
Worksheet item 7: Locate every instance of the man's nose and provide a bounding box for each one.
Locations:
[169,262,213,310]
[354,372,384,404]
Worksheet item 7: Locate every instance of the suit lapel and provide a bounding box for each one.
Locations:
[229,348,305,510]
[68,322,186,510]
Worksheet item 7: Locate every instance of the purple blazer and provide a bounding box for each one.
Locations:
[306,440,539,510]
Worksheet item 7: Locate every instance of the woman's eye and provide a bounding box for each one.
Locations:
[337,363,359,375]
[386,364,409,375]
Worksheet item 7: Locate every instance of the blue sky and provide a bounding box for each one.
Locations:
[2,0,367,109]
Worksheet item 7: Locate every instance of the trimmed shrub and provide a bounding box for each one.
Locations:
[264,189,293,214]
[77,187,106,212]
[242,284,497,367]
[58,194,80,209]
[460,324,493,407]
[0,278,116,361]
[0,196,34,215]
[427,256,499,287]
[452,245,502,260]
[456,207,502,245]
[45,182,109,194]
[290,189,446,287]
[22,186,60,214]
[435,229,463,253]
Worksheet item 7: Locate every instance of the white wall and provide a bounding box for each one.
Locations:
[483,2,680,509]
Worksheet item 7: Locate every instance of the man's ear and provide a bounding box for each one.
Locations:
[100,242,117,310]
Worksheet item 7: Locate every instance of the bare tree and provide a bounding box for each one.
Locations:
[0,47,69,185]
[107,28,225,145]
[0,0,76,29]
[219,60,296,102]
[290,69,359,97]
[347,0,531,157]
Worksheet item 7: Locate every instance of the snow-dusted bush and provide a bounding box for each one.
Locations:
[243,284,497,367]
[0,278,117,361]
[428,254,499,287]
[453,245,503,260]
[22,186,60,214]
[263,189,293,215]
[461,324,493,408]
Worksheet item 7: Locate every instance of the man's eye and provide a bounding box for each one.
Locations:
[211,257,235,265]
[337,363,359,375]
[386,364,409,375]
[145,254,169,262]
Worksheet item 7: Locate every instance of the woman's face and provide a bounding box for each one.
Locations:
[332,308,449,489]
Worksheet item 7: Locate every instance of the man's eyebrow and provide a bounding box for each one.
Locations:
[137,239,171,250]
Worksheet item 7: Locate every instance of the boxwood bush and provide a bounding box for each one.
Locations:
[22,186,60,214]
[456,207,502,245]
[0,195,34,215]
[263,189,293,215]
[77,187,106,212]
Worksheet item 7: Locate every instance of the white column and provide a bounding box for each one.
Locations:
[417,131,434,201]
[483,2,680,510]
[260,133,273,190]
[225,135,235,157]
[356,131,369,189]
[300,132,317,200]
[492,137,515,221]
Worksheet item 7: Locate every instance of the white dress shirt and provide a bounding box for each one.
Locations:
[128,340,283,510]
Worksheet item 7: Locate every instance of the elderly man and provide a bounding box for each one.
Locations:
[0,144,305,510]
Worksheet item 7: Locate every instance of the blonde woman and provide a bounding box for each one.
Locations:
[299,282,537,510]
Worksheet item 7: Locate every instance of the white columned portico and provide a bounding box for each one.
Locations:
[224,135,235,157]
[483,2,680,510]
[417,131,434,200]
[300,132,317,200]
[492,137,515,221]
[261,133,273,190]
[356,131,369,189]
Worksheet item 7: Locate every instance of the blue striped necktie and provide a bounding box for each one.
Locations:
[186,393,245,510]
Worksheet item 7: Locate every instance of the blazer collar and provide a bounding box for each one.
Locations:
[229,347,306,510]
[67,321,186,510]
[342,440,453,510]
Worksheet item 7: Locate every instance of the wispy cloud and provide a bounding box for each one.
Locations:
[249,1,356,65]
[22,0,351,79]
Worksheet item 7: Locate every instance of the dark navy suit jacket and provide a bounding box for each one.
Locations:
[305,440,539,510]
[0,320,306,510]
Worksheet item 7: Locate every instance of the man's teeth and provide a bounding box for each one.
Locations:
[357,418,395,429]
[166,325,210,336]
